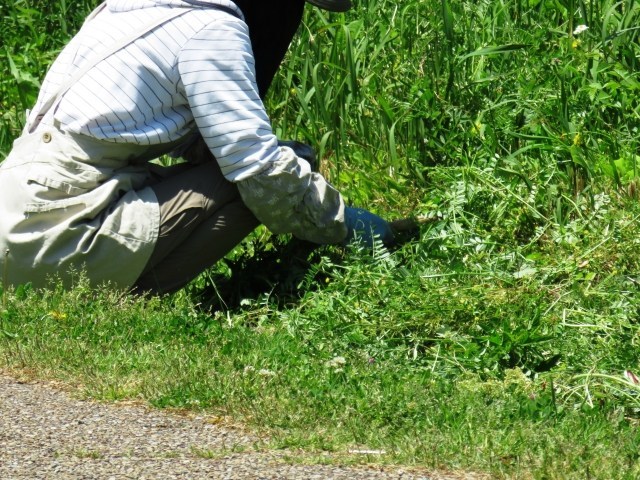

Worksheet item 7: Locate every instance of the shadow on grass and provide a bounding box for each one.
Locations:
[187,221,421,313]
[188,237,327,312]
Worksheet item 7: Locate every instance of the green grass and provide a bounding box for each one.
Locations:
[2,0,640,478]
[3,195,640,478]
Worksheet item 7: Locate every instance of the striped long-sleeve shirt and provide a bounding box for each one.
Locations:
[28,0,347,243]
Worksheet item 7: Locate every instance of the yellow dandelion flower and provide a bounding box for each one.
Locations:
[573,132,582,146]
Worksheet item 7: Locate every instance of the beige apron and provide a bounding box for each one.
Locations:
[0,5,189,289]
[0,124,185,289]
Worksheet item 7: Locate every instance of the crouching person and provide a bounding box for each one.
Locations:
[0,0,392,295]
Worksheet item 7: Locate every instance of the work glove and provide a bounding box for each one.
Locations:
[344,207,395,248]
[278,139,317,172]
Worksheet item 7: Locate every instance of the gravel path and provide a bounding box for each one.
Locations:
[0,373,489,479]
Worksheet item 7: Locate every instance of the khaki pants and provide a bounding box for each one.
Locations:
[134,157,259,294]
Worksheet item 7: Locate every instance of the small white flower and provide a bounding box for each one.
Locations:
[573,24,588,35]
[258,368,276,377]
[326,356,347,369]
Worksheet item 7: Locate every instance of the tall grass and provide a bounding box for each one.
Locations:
[266,0,640,212]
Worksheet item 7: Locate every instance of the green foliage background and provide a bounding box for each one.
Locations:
[2,0,640,478]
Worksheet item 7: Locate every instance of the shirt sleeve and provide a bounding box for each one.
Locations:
[236,145,347,244]
[177,15,347,244]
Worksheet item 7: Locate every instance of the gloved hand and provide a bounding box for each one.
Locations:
[278,139,317,171]
[343,207,395,248]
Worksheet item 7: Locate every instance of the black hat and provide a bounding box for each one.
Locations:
[306,0,352,12]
